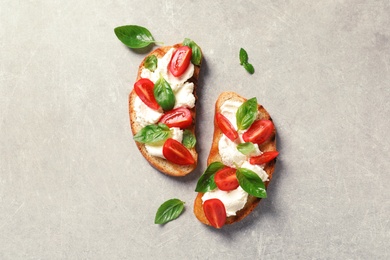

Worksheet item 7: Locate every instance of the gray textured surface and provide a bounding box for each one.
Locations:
[1,0,389,259]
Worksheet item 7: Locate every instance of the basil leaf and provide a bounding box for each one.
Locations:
[114,25,157,49]
[144,55,157,72]
[195,162,225,192]
[182,129,196,149]
[239,48,248,65]
[236,97,258,130]
[243,62,255,74]
[237,142,256,155]
[154,75,175,111]
[236,168,267,198]
[154,198,185,224]
[133,124,171,145]
[183,38,202,65]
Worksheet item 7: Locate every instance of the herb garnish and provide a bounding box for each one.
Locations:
[154,199,185,224]
[114,25,160,49]
[239,48,255,74]
[195,162,225,192]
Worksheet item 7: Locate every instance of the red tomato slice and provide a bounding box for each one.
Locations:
[250,151,279,165]
[158,107,192,129]
[242,120,274,145]
[214,167,239,191]
[169,46,192,77]
[216,113,238,142]
[203,199,226,229]
[162,138,195,165]
[134,78,160,110]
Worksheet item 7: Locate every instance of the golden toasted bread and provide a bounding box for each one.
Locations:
[129,43,202,177]
[194,91,277,226]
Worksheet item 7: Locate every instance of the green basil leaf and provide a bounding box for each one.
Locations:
[239,48,248,65]
[183,38,202,65]
[154,198,185,224]
[237,142,256,155]
[133,123,171,145]
[243,62,255,74]
[236,97,258,130]
[195,162,225,192]
[114,25,157,49]
[236,168,267,198]
[154,75,175,111]
[182,129,196,149]
[144,55,157,72]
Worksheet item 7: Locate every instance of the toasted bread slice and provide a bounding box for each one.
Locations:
[129,43,202,177]
[194,91,277,226]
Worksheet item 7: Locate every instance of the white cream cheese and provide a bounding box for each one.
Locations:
[241,161,269,182]
[174,82,195,109]
[133,96,163,128]
[145,127,183,158]
[220,100,243,130]
[202,186,248,217]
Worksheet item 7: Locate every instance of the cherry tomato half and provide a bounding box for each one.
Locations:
[162,138,195,165]
[214,167,239,191]
[158,107,192,129]
[203,199,226,229]
[134,78,160,110]
[250,151,279,165]
[216,113,238,142]
[169,46,192,77]
[242,120,274,145]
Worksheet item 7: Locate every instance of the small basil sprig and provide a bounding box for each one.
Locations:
[182,129,196,149]
[183,38,202,65]
[236,168,267,198]
[154,74,175,111]
[154,198,185,224]
[236,97,258,130]
[144,55,157,72]
[114,25,160,49]
[133,124,171,145]
[195,162,225,192]
[237,142,256,155]
[239,48,255,74]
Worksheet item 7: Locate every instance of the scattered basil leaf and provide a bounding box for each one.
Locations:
[243,62,255,74]
[239,48,248,65]
[195,162,225,192]
[236,97,258,130]
[154,75,175,111]
[133,123,171,145]
[236,168,267,198]
[182,129,196,149]
[183,38,202,65]
[237,142,256,155]
[144,55,157,72]
[239,48,255,74]
[114,25,158,49]
[154,198,185,224]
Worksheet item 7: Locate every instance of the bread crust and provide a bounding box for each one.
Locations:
[193,92,277,226]
[129,44,202,177]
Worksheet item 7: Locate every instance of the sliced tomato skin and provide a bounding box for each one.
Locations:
[216,113,238,142]
[134,78,160,110]
[203,199,226,229]
[250,151,279,165]
[162,138,195,165]
[169,46,192,77]
[242,120,274,145]
[214,167,239,191]
[158,107,193,129]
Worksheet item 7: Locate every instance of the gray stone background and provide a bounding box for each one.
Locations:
[1,0,389,259]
